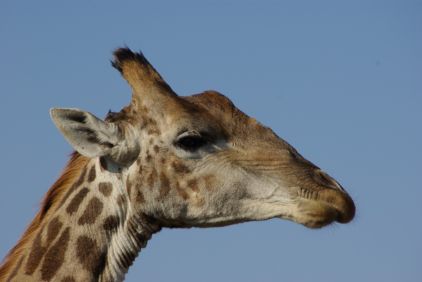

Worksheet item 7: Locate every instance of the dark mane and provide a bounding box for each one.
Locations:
[0,152,89,280]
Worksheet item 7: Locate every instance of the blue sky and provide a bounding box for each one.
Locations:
[0,1,421,281]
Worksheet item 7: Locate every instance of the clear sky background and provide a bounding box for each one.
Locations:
[0,1,421,281]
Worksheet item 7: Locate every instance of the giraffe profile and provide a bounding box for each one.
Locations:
[0,47,355,282]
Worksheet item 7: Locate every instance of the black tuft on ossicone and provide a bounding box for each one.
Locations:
[111,47,151,73]
[110,46,176,96]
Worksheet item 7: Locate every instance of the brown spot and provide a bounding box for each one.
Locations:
[203,175,216,191]
[136,191,145,203]
[98,182,112,197]
[46,217,63,243]
[78,197,104,225]
[147,117,157,127]
[147,168,157,188]
[61,277,76,282]
[66,187,89,215]
[25,231,47,275]
[76,236,106,277]
[40,227,70,281]
[160,158,166,165]
[87,165,96,182]
[100,157,108,171]
[73,166,88,186]
[103,215,120,232]
[126,176,133,199]
[159,172,171,198]
[6,256,24,282]
[187,179,199,192]
[153,145,159,153]
[146,153,152,162]
[59,168,87,206]
[172,161,190,174]
[136,158,142,166]
[175,181,189,200]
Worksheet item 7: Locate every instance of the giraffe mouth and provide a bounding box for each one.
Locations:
[295,188,355,229]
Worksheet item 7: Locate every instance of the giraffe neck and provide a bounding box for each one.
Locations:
[100,208,160,282]
[2,156,161,282]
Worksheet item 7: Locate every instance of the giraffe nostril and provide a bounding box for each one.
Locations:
[314,170,344,191]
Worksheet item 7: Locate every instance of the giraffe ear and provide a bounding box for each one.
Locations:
[50,108,140,166]
[50,108,120,158]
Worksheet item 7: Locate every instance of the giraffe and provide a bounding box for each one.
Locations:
[0,47,355,282]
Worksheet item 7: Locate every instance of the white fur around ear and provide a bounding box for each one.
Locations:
[50,108,139,166]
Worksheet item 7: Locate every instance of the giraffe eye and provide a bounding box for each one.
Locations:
[176,132,207,152]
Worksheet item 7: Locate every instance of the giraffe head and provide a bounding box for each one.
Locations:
[51,48,354,229]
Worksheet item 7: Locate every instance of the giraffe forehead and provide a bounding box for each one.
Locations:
[186,94,282,143]
[106,91,252,142]
[181,91,262,136]
[131,91,240,131]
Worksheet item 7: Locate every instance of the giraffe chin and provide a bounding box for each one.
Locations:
[294,205,340,229]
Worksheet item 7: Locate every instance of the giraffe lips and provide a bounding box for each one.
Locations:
[296,189,355,228]
[318,189,355,224]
